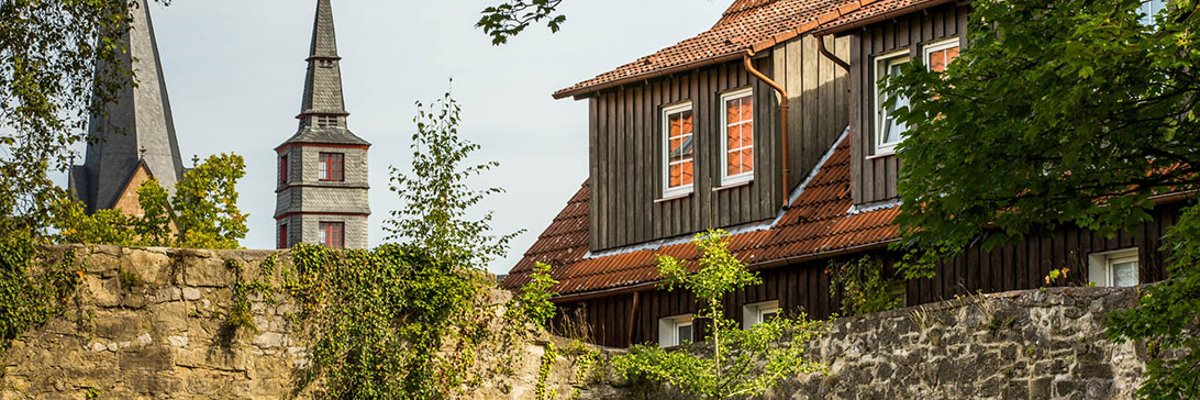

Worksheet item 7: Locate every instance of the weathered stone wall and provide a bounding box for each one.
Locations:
[578,287,1151,400]
[0,245,587,399]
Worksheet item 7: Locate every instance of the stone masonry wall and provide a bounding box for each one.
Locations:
[0,245,587,399]
[576,287,1152,399]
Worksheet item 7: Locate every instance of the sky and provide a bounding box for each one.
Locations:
[132,0,731,274]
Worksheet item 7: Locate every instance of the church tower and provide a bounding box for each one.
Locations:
[274,0,371,249]
[70,0,186,215]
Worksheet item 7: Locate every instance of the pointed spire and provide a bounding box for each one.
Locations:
[76,0,185,213]
[298,0,347,120]
[285,0,368,147]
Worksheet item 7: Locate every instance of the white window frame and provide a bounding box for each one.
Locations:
[1140,0,1165,26]
[742,300,781,329]
[662,102,696,199]
[923,38,960,72]
[1088,248,1141,287]
[874,49,911,155]
[719,87,755,187]
[658,314,694,347]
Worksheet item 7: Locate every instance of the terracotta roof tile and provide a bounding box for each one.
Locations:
[553,0,858,99]
[814,0,952,34]
[502,136,900,296]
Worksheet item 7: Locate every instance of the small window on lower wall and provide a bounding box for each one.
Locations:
[1088,248,1140,287]
[319,222,345,249]
[742,300,781,329]
[658,314,694,347]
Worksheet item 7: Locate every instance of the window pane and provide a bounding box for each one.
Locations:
[727,125,741,149]
[677,324,692,343]
[930,50,947,72]
[670,115,681,138]
[742,150,754,173]
[741,123,754,147]
[1114,261,1139,287]
[741,97,753,121]
[946,46,959,64]
[727,100,740,124]
[679,136,694,159]
[681,111,693,135]
[669,164,682,187]
[727,151,741,177]
[680,161,694,186]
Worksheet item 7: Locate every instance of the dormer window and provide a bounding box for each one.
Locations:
[663,103,695,198]
[318,152,345,182]
[721,88,754,186]
[875,50,911,154]
[1140,0,1165,25]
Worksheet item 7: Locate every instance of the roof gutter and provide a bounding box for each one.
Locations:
[743,51,791,210]
[549,239,898,303]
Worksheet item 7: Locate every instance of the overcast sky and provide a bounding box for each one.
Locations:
[135,0,728,274]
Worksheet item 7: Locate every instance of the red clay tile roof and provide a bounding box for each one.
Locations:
[553,0,881,99]
[814,0,953,35]
[502,135,901,298]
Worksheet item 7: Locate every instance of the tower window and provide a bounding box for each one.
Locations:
[318,152,344,181]
[319,222,345,249]
[278,223,289,249]
[279,155,289,184]
[315,115,338,128]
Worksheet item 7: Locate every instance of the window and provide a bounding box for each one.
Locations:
[1088,249,1140,287]
[721,88,755,186]
[658,315,694,347]
[277,223,289,249]
[318,152,344,182]
[279,155,289,185]
[924,38,960,73]
[319,222,345,249]
[875,51,911,154]
[662,103,695,197]
[742,301,781,329]
[1140,0,1165,25]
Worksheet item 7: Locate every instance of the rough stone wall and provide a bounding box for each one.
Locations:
[0,245,586,399]
[577,287,1152,400]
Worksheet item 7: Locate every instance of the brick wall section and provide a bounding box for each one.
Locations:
[0,245,591,399]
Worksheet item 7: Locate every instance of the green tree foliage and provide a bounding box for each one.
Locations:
[613,230,826,399]
[827,256,905,316]
[478,0,566,45]
[1,0,162,349]
[880,0,1198,396]
[512,262,559,328]
[384,90,522,271]
[173,153,247,249]
[50,154,248,249]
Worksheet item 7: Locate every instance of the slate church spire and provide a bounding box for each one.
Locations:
[274,0,371,250]
[70,0,186,214]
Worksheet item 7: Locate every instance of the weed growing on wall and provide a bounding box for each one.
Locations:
[613,230,827,399]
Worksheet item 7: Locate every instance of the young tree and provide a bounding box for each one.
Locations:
[613,230,826,399]
[384,90,522,271]
[881,0,1199,397]
[173,153,248,249]
[134,178,174,247]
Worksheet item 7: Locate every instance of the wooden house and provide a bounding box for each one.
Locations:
[501,0,1184,348]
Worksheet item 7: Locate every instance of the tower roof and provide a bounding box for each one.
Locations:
[284,0,369,147]
[73,0,185,213]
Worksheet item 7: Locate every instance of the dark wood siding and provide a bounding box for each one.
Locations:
[847,4,969,205]
[556,205,1180,348]
[587,35,850,251]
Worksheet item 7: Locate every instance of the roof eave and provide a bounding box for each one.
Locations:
[552,52,750,100]
[814,0,957,36]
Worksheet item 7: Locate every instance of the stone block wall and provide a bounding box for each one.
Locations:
[578,287,1152,399]
[0,245,587,399]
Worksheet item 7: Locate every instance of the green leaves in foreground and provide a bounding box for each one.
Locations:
[614,230,827,399]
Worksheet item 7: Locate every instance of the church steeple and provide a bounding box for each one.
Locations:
[284,0,366,146]
[71,0,185,214]
[274,0,371,250]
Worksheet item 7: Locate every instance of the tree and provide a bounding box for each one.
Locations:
[50,154,248,250]
[613,230,826,399]
[478,0,566,45]
[881,0,1198,397]
[384,90,522,271]
[168,153,247,249]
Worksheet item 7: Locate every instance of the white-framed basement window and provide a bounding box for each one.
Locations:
[658,314,694,347]
[662,102,696,199]
[742,300,780,329]
[924,38,960,73]
[720,88,755,186]
[874,50,911,155]
[1088,248,1140,288]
